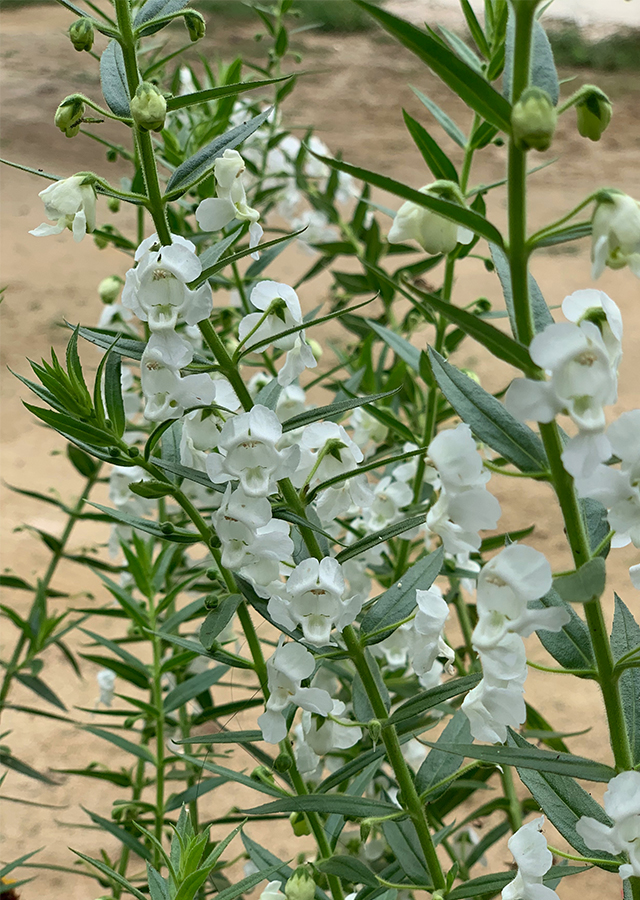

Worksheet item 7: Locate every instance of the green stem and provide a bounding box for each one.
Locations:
[150,598,166,862]
[113,0,171,245]
[501,766,522,831]
[506,0,633,775]
[198,318,254,412]
[342,626,445,891]
[237,602,269,697]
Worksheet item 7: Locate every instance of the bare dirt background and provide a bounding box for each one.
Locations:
[1,4,640,899]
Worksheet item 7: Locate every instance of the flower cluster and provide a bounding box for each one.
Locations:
[506,289,622,478]
[576,770,640,881]
[462,544,568,743]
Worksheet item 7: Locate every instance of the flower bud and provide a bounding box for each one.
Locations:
[130,82,167,133]
[511,87,557,151]
[367,719,382,744]
[69,17,94,52]
[107,197,120,213]
[307,338,322,360]
[55,95,85,139]
[576,87,612,142]
[251,765,275,787]
[274,752,293,773]
[285,866,316,900]
[289,812,311,837]
[98,275,122,304]
[184,10,206,42]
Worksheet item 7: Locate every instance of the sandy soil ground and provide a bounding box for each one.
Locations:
[1,5,640,899]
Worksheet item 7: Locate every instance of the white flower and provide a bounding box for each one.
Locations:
[428,423,490,492]
[180,397,238,472]
[591,192,640,279]
[259,881,286,900]
[123,233,212,333]
[363,476,413,532]
[412,585,455,677]
[562,288,623,371]
[276,383,307,423]
[372,622,416,669]
[140,333,217,422]
[96,668,116,707]
[301,699,362,757]
[506,318,618,478]
[195,149,263,259]
[427,488,501,555]
[351,407,388,453]
[268,557,362,646]
[257,639,333,743]
[206,405,299,497]
[462,666,527,745]
[502,817,559,900]
[239,281,304,352]
[576,770,640,881]
[277,335,317,387]
[388,183,474,255]
[30,175,97,242]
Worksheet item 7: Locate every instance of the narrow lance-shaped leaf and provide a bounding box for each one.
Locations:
[166,74,293,111]
[306,149,505,248]
[100,40,130,118]
[402,110,459,183]
[353,0,513,132]
[611,595,640,765]
[429,349,549,474]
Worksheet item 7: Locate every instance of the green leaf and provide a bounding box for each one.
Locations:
[336,515,426,564]
[159,632,254,670]
[129,479,177,499]
[0,850,41,883]
[402,110,458,182]
[316,857,378,887]
[479,525,535,551]
[0,749,56,784]
[535,221,592,249]
[167,75,293,111]
[174,729,263,745]
[96,573,149,630]
[281,388,400,433]
[177,752,284,797]
[389,673,481,727]
[200,594,243,649]
[410,86,467,148]
[163,665,228,713]
[150,455,220,490]
[503,14,559,105]
[490,244,553,335]
[367,320,421,373]
[100,40,130,118]
[71,851,147,900]
[24,403,113,448]
[13,673,66,710]
[353,1,512,131]
[77,326,148,361]
[213,866,286,900]
[134,0,188,30]
[508,731,620,867]
[166,108,272,197]
[429,349,549,474]
[460,0,490,58]
[447,865,587,899]
[307,152,504,248]
[82,725,155,764]
[406,284,534,374]
[242,794,401,819]
[582,497,611,559]
[554,557,606,603]
[83,807,152,861]
[381,820,431,885]
[105,352,126,438]
[531,591,594,677]
[195,229,303,287]
[89,502,201,544]
[416,709,471,798]
[611,595,640,765]
[255,377,282,411]
[425,738,615,782]
[147,863,171,900]
[55,767,132,787]
[361,547,444,641]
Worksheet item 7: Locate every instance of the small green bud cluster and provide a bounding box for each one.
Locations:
[98,275,123,304]
[130,82,167,132]
[184,10,206,42]
[576,86,613,142]
[55,95,85,138]
[69,17,94,52]
[285,865,316,900]
[511,87,557,151]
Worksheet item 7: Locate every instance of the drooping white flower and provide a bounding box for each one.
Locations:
[428,424,490,492]
[591,192,640,280]
[351,407,388,453]
[502,817,559,900]
[277,335,317,387]
[206,404,299,497]
[140,332,218,422]
[427,488,501,555]
[195,149,263,259]
[363,476,413,532]
[372,622,416,670]
[30,175,97,242]
[562,288,623,371]
[257,639,333,743]
[301,700,362,758]
[576,770,640,881]
[123,233,212,333]
[296,421,373,519]
[96,668,116,707]
[180,393,238,471]
[387,183,474,255]
[268,557,362,646]
[239,281,304,352]
[276,383,307,423]
[462,666,527,745]
[394,442,440,489]
[412,585,455,677]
